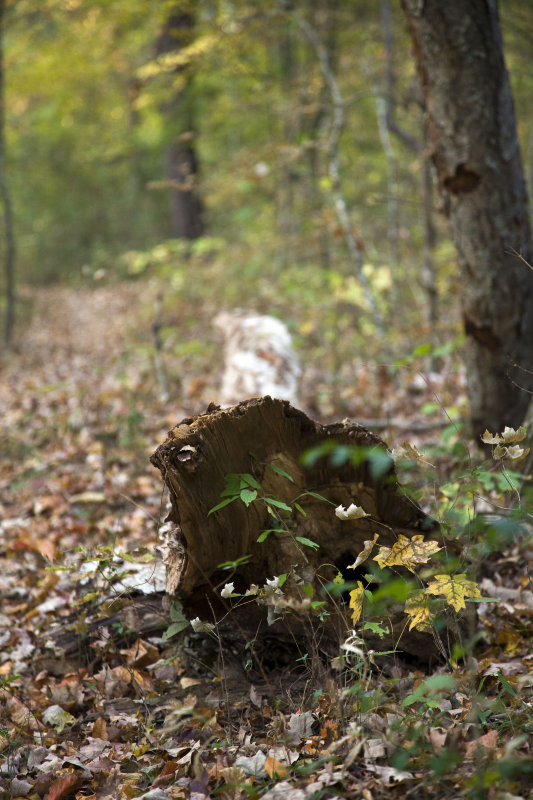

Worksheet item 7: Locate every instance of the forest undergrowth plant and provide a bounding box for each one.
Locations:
[175,425,533,793]
[194,428,530,658]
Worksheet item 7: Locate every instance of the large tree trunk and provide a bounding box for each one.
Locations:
[150,397,445,660]
[401,0,533,438]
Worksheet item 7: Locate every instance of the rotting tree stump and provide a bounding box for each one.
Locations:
[150,397,446,662]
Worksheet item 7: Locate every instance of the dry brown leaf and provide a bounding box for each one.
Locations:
[92,717,108,740]
[121,638,160,668]
[46,772,84,800]
[265,756,288,778]
[347,533,379,569]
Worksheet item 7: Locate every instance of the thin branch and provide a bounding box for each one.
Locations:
[0,0,15,345]
[295,12,385,332]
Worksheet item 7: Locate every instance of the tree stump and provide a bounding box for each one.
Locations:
[150,397,443,661]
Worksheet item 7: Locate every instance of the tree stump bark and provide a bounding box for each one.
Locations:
[151,397,445,661]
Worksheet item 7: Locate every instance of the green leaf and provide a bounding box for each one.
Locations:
[240,488,258,506]
[267,463,294,482]
[239,473,262,490]
[162,620,189,641]
[496,672,517,698]
[300,490,333,503]
[220,473,242,496]
[367,449,393,479]
[208,496,237,515]
[257,530,269,542]
[264,497,292,512]
[331,445,351,466]
[295,536,319,549]
[170,600,187,622]
[217,555,252,569]
[362,621,389,637]
[293,502,306,516]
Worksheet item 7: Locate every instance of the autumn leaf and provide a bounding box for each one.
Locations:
[483,429,530,458]
[349,581,365,625]
[374,535,441,571]
[481,429,503,445]
[347,533,379,569]
[265,756,288,778]
[42,704,75,733]
[425,573,481,611]
[506,444,529,459]
[46,772,84,800]
[481,426,527,445]
[404,592,433,632]
[91,717,108,740]
[465,729,499,758]
[391,442,423,462]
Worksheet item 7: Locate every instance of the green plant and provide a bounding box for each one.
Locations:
[208,459,332,552]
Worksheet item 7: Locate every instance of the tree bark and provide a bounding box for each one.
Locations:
[156,6,204,240]
[150,397,444,658]
[0,0,15,344]
[401,0,533,438]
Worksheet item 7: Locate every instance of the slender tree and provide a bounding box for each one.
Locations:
[156,3,204,240]
[401,0,533,437]
[0,0,15,344]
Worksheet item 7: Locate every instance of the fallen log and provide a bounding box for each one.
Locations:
[150,397,447,661]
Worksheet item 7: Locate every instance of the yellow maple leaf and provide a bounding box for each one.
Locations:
[404,591,433,632]
[425,573,481,612]
[374,534,441,572]
[349,581,365,626]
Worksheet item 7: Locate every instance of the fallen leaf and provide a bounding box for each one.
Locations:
[91,717,108,740]
[46,772,84,800]
[265,756,288,778]
[42,704,75,733]
[234,750,267,777]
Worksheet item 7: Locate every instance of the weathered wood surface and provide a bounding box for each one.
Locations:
[150,397,444,660]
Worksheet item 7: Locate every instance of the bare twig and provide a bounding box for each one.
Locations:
[0,0,15,345]
[151,292,170,403]
[295,12,385,333]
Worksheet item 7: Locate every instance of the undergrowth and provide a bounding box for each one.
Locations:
[169,423,533,797]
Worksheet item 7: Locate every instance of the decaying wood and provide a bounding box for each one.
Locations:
[151,397,446,659]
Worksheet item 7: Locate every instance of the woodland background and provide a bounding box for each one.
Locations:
[6,0,533,386]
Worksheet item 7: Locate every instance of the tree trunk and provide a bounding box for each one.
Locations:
[401,0,533,438]
[150,397,444,659]
[156,6,204,240]
[0,0,15,344]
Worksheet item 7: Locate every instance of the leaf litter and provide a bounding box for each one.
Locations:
[0,282,532,798]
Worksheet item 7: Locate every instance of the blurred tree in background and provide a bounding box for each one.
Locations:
[0,0,15,343]
[1,0,533,430]
[151,1,204,240]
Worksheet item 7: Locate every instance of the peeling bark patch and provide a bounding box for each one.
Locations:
[463,313,501,350]
[443,164,481,194]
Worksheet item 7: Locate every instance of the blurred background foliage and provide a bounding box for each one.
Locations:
[3,0,533,413]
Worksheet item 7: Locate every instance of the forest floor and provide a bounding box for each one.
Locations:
[1,279,533,800]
